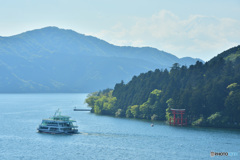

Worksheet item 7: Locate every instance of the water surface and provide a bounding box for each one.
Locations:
[0,94,239,160]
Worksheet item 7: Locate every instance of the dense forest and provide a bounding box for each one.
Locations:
[85,45,240,128]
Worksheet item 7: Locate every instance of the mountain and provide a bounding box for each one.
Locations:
[209,45,240,63]
[0,26,203,93]
[85,45,240,128]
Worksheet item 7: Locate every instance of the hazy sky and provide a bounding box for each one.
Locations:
[0,0,240,61]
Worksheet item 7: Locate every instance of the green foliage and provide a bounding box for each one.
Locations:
[151,114,158,121]
[86,45,240,128]
[165,107,172,121]
[192,117,205,126]
[126,106,133,118]
[85,89,117,115]
[115,109,124,117]
[224,51,240,62]
[139,103,150,119]
[85,92,98,107]
[137,89,164,120]
[206,112,222,126]
[130,105,140,118]
[227,83,239,91]
[166,98,175,108]
[224,89,240,124]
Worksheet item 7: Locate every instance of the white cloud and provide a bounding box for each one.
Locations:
[94,10,240,61]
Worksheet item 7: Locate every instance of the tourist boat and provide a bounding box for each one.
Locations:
[37,109,79,134]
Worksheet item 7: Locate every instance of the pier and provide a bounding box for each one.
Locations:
[73,108,92,111]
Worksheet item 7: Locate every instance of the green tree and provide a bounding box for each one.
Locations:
[130,105,140,118]
[85,92,99,107]
[224,89,240,124]
[115,109,124,117]
[165,107,172,121]
[126,106,133,118]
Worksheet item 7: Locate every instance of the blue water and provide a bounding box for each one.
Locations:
[0,94,239,160]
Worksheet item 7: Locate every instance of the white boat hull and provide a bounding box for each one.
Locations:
[37,128,79,134]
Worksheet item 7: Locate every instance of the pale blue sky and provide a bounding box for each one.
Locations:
[0,0,240,61]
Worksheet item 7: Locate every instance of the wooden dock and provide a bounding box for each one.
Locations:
[73,108,92,111]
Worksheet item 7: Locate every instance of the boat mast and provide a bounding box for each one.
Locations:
[54,108,60,116]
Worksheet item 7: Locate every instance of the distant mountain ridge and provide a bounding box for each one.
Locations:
[0,27,203,93]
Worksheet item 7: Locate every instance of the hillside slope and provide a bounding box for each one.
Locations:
[86,45,240,128]
[0,27,202,92]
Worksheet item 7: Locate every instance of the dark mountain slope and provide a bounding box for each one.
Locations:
[86,45,240,128]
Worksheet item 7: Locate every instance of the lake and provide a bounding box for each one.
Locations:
[0,93,239,160]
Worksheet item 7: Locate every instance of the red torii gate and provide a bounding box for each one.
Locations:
[169,109,187,126]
